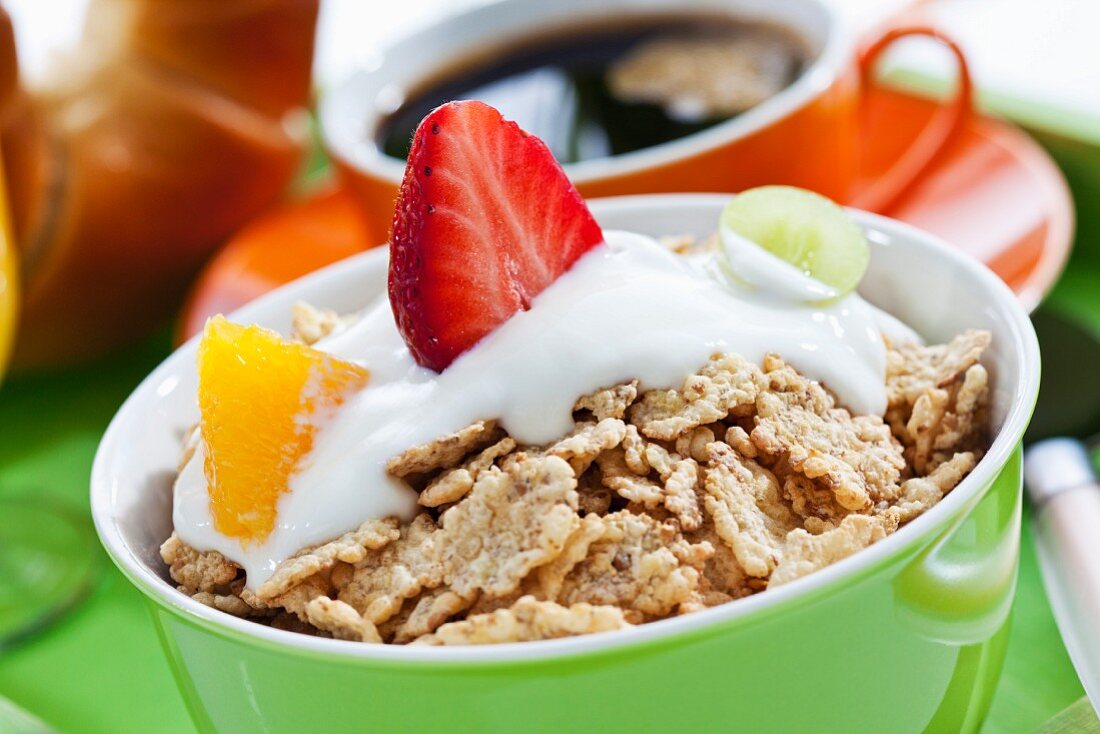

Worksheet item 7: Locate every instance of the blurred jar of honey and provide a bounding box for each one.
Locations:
[0,0,319,368]
[0,154,16,370]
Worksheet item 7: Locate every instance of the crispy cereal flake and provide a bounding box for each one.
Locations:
[664,457,703,531]
[621,424,652,475]
[751,359,905,511]
[548,418,627,475]
[782,473,848,530]
[688,520,751,601]
[436,455,580,598]
[305,596,382,642]
[887,330,991,409]
[534,514,606,599]
[188,589,264,618]
[257,517,400,600]
[631,354,763,440]
[386,420,503,478]
[702,455,793,578]
[161,534,239,594]
[770,513,898,588]
[556,511,709,618]
[269,569,335,621]
[415,595,630,645]
[724,425,758,459]
[906,365,988,475]
[390,588,476,644]
[291,302,347,345]
[335,514,442,624]
[676,425,718,463]
[418,437,516,507]
[888,451,976,523]
[574,382,639,421]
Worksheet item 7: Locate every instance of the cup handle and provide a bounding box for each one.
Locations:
[849,27,973,214]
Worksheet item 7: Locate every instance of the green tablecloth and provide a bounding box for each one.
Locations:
[1,137,1098,733]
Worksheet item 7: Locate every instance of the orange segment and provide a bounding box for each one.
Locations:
[197,315,369,543]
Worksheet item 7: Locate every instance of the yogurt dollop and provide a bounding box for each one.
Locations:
[175,230,914,588]
[718,227,840,302]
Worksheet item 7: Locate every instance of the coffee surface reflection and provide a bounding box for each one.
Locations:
[378,14,809,164]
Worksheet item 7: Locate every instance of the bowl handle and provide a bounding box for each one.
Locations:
[893,446,1022,646]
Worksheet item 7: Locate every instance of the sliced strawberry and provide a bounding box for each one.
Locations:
[388,100,604,371]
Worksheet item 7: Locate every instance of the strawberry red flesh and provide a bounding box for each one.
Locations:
[388,100,604,371]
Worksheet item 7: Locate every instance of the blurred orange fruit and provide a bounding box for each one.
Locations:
[178,186,372,343]
[198,315,369,543]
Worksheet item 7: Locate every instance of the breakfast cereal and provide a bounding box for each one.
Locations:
[163,333,991,643]
[161,102,994,647]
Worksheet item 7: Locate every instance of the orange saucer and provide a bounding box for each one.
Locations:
[857,88,1073,310]
[178,88,1073,342]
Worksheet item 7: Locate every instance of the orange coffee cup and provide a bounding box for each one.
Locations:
[321,0,972,245]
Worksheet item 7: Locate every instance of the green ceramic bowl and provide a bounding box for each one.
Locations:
[91,195,1040,734]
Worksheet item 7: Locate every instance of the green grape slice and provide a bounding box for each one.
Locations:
[720,186,870,297]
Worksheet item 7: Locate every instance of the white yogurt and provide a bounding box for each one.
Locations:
[174,230,914,588]
[718,227,840,302]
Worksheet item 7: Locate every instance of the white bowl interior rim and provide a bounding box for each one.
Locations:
[319,0,848,184]
[91,194,1040,664]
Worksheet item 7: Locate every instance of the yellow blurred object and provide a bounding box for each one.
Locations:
[197,316,370,543]
[0,0,319,367]
[0,144,18,373]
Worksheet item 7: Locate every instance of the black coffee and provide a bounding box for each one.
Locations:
[377,14,810,164]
